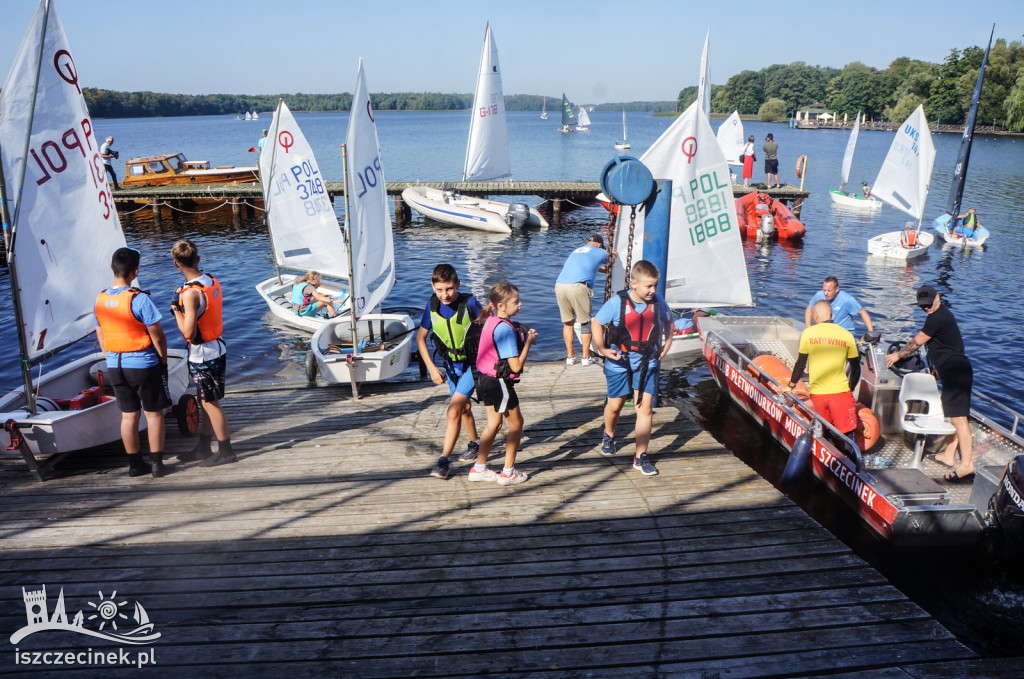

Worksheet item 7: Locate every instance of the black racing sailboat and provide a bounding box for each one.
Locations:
[559,93,576,133]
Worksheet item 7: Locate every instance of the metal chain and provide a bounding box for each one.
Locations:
[602,207,618,302]
[624,205,637,284]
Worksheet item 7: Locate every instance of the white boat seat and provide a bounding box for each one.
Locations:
[899,373,956,470]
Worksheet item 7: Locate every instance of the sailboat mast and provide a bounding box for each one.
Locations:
[339,143,360,356]
[264,99,284,283]
[945,24,994,220]
[7,0,53,417]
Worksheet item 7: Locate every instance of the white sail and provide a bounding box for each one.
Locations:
[622,109,628,142]
[346,59,394,318]
[839,112,861,190]
[872,105,935,221]
[245,111,251,120]
[696,29,711,119]
[715,110,744,166]
[259,100,348,279]
[463,23,509,182]
[0,0,128,360]
[577,107,591,127]
[612,102,750,308]
[253,111,259,120]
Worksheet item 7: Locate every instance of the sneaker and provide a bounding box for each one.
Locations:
[459,440,480,462]
[566,356,579,366]
[497,469,528,486]
[581,357,599,366]
[633,453,659,476]
[467,467,499,482]
[601,432,616,456]
[430,456,450,480]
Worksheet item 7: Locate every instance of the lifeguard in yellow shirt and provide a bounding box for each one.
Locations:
[787,300,862,437]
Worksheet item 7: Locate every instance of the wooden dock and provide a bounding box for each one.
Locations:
[1,362,1017,677]
[111,181,810,224]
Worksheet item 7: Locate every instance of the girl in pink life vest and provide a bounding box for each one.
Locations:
[472,282,537,486]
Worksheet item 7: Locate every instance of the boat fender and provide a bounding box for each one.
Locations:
[856,407,881,452]
[781,431,814,493]
[795,155,807,178]
[748,354,808,398]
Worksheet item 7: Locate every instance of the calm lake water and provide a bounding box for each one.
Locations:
[3,110,1024,654]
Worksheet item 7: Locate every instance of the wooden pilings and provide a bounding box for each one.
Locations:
[551,198,562,226]
[394,193,411,226]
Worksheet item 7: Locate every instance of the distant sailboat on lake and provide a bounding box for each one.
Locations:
[614,109,630,150]
[576,106,591,132]
[540,96,548,120]
[559,93,576,133]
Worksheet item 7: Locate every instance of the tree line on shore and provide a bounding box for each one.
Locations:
[680,38,1024,130]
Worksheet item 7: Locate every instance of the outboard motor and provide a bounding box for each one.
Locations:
[756,213,775,243]
[505,203,530,229]
[992,454,1024,550]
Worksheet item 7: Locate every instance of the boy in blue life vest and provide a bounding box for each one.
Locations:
[94,247,173,478]
[591,260,673,476]
[417,264,483,480]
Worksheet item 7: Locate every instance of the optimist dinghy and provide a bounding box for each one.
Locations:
[255,99,350,332]
[308,60,415,390]
[401,23,547,235]
[829,113,882,209]
[0,0,194,479]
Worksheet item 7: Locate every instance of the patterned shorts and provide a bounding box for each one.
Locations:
[189,354,227,403]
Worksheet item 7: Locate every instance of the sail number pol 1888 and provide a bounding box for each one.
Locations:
[672,170,733,246]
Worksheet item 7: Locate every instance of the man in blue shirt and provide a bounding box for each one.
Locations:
[804,276,875,337]
[555,235,613,366]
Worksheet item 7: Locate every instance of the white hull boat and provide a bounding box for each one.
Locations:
[867,230,934,260]
[829,189,882,209]
[254,273,350,332]
[402,185,547,234]
[0,350,193,457]
[933,214,989,247]
[310,313,416,384]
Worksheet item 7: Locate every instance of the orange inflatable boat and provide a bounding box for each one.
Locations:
[735,191,805,240]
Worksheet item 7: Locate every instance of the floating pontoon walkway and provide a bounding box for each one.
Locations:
[0,362,1015,677]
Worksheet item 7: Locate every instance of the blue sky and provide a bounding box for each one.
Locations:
[1,0,1022,104]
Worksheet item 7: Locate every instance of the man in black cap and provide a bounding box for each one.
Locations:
[886,285,974,482]
[555,235,614,366]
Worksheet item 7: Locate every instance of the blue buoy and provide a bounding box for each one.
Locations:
[780,431,814,493]
[600,155,655,206]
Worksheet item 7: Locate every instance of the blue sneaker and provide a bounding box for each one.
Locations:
[459,439,480,462]
[633,453,658,476]
[601,432,616,456]
[430,456,450,480]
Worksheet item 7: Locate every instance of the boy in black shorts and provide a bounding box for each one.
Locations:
[94,247,173,477]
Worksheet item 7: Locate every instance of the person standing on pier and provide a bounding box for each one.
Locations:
[763,133,780,188]
[473,282,537,486]
[257,129,268,154]
[741,135,755,187]
[100,136,119,190]
[418,264,483,481]
[555,235,614,367]
[787,301,861,439]
[804,276,875,339]
[592,260,673,476]
[886,285,974,483]
[170,239,236,467]
[94,247,172,478]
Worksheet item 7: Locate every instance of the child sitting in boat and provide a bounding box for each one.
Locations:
[592,260,674,476]
[861,181,872,198]
[953,207,980,238]
[291,271,343,318]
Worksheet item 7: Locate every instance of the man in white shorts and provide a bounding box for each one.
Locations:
[555,235,613,366]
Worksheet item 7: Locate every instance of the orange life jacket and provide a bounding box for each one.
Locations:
[176,275,223,344]
[902,229,917,247]
[95,288,152,353]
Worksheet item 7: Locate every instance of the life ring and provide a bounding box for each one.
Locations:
[748,354,809,398]
[856,407,881,451]
[795,155,807,178]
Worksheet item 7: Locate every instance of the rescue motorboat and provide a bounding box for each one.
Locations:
[734,191,805,240]
[698,314,1024,551]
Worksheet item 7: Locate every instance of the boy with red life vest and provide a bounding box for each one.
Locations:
[94,247,173,477]
[169,239,236,467]
[417,264,483,480]
[591,260,674,476]
[472,282,537,485]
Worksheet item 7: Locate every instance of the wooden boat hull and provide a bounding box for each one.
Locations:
[933,214,989,247]
[0,349,191,456]
[255,274,350,333]
[310,314,416,384]
[829,189,882,209]
[735,192,805,240]
[696,315,1017,549]
[867,230,934,260]
[401,186,547,234]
